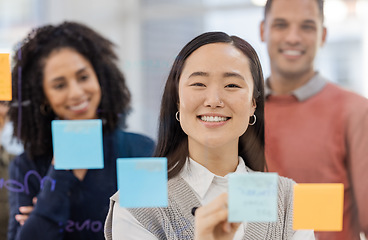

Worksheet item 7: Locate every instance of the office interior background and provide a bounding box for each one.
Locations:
[1,0,368,141]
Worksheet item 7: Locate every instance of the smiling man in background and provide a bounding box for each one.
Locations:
[260,0,368,239]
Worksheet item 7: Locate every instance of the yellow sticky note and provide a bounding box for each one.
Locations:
[0,53,12,101]
[293,183,344,231]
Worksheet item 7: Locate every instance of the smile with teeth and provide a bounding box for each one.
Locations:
[200,116,229,122]
[282,50,302,56]
[69,101,88,111]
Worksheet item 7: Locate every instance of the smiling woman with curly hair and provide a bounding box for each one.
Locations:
[7,21,155,240]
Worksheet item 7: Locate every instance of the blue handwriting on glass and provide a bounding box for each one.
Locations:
[61,220,103,233]
[0,170,56,194]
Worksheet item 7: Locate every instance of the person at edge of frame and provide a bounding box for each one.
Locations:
[1,101,23,240]
[7,21,155,240]
[260,0,368,239]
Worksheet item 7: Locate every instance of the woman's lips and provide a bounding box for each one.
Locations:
[69,100,89,112]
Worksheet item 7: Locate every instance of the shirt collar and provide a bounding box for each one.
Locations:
[180,157,248,200]
[265,72,327,101]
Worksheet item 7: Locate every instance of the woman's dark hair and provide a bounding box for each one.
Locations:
[154,32,266,179]
[9,21,131,159]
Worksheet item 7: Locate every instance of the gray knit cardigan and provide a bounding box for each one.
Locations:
[105,174,295,240]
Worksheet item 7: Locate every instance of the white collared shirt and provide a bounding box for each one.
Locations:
[111,157,315,239]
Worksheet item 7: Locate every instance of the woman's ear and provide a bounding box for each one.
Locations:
[252,98,257,113]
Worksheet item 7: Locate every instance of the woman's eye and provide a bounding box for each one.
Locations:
[225,84,240,88]
[190,82,205,87]
[79,75,89,81]
[53,83,66,90]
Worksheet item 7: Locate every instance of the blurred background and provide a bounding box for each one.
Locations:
[1,0,367,140]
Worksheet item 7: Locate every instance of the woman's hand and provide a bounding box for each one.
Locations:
[15,197,37,226]
[194,193,241,240]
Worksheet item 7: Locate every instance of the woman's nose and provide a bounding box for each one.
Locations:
[68,80,84,99]
[204,87,224,108]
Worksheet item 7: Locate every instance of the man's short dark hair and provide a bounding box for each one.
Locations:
[264,0,324,22]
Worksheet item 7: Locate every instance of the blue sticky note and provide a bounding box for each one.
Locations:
[52,119,104,170]
[117,158,168,208]
[228,172,278,222]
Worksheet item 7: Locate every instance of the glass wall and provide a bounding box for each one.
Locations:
[0,1,367,239]
[1,0,367,138]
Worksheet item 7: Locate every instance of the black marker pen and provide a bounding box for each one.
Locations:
[191,207,198,216]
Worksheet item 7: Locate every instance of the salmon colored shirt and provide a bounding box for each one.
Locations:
[265,73,368,240]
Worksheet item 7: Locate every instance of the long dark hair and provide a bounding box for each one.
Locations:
[9,21,131,159]
[154,32,266,179]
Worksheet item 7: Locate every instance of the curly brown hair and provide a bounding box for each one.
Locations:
[9,21,131,159]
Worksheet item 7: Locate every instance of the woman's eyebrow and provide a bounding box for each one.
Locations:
[188,71,245,80]
[76,67,88,75]
[223,72,245,80]
[50,76,65,83]
[49,67,89,83]
[188,71,209,78]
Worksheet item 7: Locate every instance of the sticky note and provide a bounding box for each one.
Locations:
[293,183,344,231]
[0,53,12,101]
[228,172,278,222]
[117,158,168,208]
[52,119,104,170]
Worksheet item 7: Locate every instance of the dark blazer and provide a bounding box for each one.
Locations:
[8,129,155,240]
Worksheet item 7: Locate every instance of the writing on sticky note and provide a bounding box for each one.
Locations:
[52,119,104,170]
[293,183,344,231]
[228,172,278,222]
[117,158,168,208]
[0,53,12,101]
